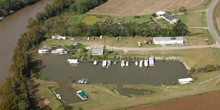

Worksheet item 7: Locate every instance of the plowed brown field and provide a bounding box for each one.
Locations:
[128,91,220,110]
[89,0,204,16]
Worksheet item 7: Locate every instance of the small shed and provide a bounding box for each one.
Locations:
[153,37,184,45]
[178,78,193,84]
[92,48,104,55]
[67,59,79,64]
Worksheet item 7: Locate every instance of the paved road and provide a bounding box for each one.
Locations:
[188,27,209,29]
[207,0,220,46]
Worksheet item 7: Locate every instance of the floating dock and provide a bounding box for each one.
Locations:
[76,90,88,101]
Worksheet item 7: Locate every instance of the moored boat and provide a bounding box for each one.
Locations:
[144,60,149,67]
[121,60,125,67]
[93,60,98,65]
[149,56,155,66]
[102,60,107,68]
[135,61,138,66]
[126,61,129,67]
[139,60,143,67]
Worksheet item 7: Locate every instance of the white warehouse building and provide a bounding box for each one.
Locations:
[153,37,184,45]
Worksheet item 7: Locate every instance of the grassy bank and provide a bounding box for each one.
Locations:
[213,0,220,36]
[176,12,207,27]
[126,48,220,69]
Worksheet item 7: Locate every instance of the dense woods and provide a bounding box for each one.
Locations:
[0,0,189,109]
[41,17,189,38]
[0,0,39,16]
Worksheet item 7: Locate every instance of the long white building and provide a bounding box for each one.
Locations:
[153,37,184,45]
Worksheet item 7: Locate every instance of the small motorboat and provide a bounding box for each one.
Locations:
[56,94,62,99]
[144,60,149,67]
[139,60,143,67]
[107,60,111,67]
[121,60,125,67]
[102,60,107,68]
[135,61,138,66]
[93,60,98,65]
[114,61,117,64]
[126,61,129,67]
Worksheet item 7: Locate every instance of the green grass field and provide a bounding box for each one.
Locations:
[176,12,207,27]
[81,15,107,25]
[69,14,84,24]
[127,48,220,69]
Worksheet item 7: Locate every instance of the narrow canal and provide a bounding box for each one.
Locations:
[40,55,190,104]
[0,0,54,86]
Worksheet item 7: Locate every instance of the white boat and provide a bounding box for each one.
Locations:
[0,16,3,21]
[67,59,79,64]
[144,60,149,67]
[93,60,98,65]
[107,60,111,67]
[139,60,143,67]
[56,94,62,100]
[102,60,107,68]
[121,60,125,67]
[114,61,117,64]
[149,56,155,66]
[135,61,138,66]
[77,79,87,84]
[126,61,129,67]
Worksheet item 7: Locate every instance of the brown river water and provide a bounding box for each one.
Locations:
[0,0,53,86]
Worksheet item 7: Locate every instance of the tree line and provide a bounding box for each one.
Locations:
[0,0,39,16]
[40,17,189,38]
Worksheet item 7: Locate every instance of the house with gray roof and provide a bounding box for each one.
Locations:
[92,48,104,55]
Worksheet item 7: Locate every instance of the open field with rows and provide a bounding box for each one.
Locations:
[89,0,205,16]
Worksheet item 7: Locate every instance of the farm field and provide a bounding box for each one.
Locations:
[128,91,220,110]
[89,0,205,16]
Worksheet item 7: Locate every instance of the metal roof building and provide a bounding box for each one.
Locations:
[92,48,104,55]
[156,11,178,24]
[153,37,184,45]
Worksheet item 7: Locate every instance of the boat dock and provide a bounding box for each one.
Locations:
[66,56,156,68]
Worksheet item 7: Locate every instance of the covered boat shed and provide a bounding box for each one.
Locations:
[178,78,193,84]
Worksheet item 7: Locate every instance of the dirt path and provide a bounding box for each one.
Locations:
[83,42,219,52]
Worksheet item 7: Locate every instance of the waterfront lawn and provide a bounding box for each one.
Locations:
[69,14,84,24]
[126,48,220,69]
[34,79,63,110]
